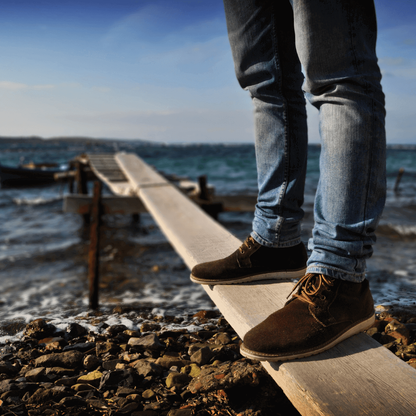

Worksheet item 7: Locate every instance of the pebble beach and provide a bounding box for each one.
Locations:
[1,138,416,414]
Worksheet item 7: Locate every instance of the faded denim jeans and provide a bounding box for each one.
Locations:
[223,0,386,282]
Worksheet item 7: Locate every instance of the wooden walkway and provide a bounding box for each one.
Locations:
[91,152,416,415]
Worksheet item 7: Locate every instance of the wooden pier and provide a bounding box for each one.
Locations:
[66,153,416,415]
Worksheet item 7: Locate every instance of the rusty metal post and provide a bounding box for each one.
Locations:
[394,168,405,193]
[88,181,102,310]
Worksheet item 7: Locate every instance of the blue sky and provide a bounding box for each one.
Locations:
[0,0,415,143]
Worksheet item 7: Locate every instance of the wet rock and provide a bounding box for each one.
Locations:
[66,323,88,338]
[34,350,84,368]
[140,322,161,333]
[24,319,56,340]
[142,388,156,399]
[214,332,232,345]
[63,342,95,352]
[128,334,164,350]
[107,324,128,337]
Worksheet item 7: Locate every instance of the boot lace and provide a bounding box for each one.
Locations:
[239,236,255,254]
[287,273,334,306]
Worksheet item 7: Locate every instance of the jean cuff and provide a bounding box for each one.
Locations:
[306,264,366,283]
[250,231,302,248]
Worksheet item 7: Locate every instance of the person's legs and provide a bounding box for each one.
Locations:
[190,0,309,285]
[241,0,385,361]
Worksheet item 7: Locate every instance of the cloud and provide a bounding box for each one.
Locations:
[0,81,55,91]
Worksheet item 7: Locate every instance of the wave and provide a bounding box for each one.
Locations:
[13,196,62,206]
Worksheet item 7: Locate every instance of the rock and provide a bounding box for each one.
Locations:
[72,383,96,392]
[98,370,128,390]
[27,386,71,404]
[156,354,191,369]
[190,346,215,366]
[66,323,88,338]
[128,334,164,350]
[215,333,232,345]
[133,360,163,377]
[96,341,119,356]
[0,380,17,395]
[0,361,18,375]
[34,350,84,368]
[140,322,161,333]
[119,402,140,413]
[24,319,56,339]
[116,386,138,397]
[188,360,263,393]
[77,370,103,387]
[54,375,80,386]
[166,372,191,389]
[106,324,128,337]
[87,398,109,410]
[63,342,95,352]
[193,310,218,320]
[58,396,87,407]
[181,363,201,378]
[142,389,156,399]
[168,410,193,416]
[102,359,122,371]
[83,354,102,371]
[124,329,141,337]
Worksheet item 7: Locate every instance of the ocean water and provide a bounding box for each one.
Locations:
[1,138,416,342]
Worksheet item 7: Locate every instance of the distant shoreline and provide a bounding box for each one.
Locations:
[1,136,415,149]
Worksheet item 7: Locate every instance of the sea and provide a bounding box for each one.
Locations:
[1,138,416,343]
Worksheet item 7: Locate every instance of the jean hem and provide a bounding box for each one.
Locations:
[306,265,366,283]
[251,231,301,248]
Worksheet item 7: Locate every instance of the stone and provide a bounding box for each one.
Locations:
[116,386,138,397]
[168,410,193,416]
[77,370,103,387]
[45,367,76,377]
[181,363,201,378]
[24,367,46,382]
[66,323,88,338]
[142,389,156,399]
[102,359,122,371]
[140,322,161,333]
[166,372,191,389]
[24,319,55,339]
[188,360,263,393]
[133,360,163,377]
[0,361,18,375]
[72,383,96,392]
[215,333,232,345]
[119,402,140,413]
[63,342,95,352]
[96,341,119,356]
[27,386,71,404]
[106,324,128,337]
[128,334,164,350]
[58,396,87,407]
[190,346,215,366]
[34,350,84,368]
[83,354,102,371]
[124,329,141,337]
[156,355,191,369]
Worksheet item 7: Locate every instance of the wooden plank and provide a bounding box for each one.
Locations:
[115,152,416,416]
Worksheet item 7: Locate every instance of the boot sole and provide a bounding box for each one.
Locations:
[240,313,375,362]
[190,267,307,285]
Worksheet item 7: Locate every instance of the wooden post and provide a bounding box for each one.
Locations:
[75,161,90,223]
[198,175,210,201]
[88,181,102,310]
[394,168,405,193]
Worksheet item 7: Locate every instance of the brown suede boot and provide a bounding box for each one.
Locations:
[240,273,375,361]
[190,235,307,285]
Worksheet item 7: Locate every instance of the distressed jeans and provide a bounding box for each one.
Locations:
[223,0,386,282]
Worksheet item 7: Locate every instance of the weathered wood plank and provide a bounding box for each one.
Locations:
[115,152,416,415]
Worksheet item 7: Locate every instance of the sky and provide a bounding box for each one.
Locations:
[0,0,415,144]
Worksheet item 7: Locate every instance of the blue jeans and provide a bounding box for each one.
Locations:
[223,0,386,282]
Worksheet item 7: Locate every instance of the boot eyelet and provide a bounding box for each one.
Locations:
[320,295,326,300]
[241,249,245,254]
